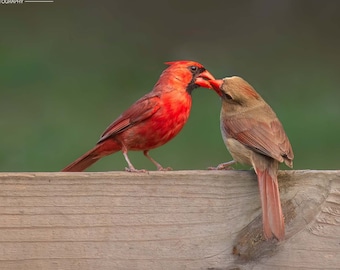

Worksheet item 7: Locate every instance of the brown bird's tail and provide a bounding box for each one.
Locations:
[62,141,121,172]
[255,162,285,241]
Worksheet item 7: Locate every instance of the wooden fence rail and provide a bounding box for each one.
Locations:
[0,170,339,269]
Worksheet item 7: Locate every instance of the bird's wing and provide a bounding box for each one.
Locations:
[98,93,161,143]
[222,117,293,164]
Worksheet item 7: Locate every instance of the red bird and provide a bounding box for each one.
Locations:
[62,61,215,172]
[209,77,294,241]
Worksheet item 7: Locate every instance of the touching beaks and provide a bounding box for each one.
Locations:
[208,79,224,97]
[195,70,216,89]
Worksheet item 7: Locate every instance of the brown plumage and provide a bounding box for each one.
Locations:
[209,76,294,241]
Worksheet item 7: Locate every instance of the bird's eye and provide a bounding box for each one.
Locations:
[223,92,233,100]
[190,66,198,71]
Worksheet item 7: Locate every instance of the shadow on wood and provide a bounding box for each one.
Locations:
[0,170,339,269]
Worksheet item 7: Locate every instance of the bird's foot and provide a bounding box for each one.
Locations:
[208,160,236,170]
[125,167,149,173]
[157,166,173,171]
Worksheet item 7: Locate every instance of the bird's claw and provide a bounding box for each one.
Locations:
[125,167,149,173]
[158,166,173,171]
[208,164,234,170]
[208,160,236,170]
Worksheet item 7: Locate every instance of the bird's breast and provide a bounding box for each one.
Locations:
[119,91,192,150]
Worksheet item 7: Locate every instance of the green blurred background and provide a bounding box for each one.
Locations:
[1,0,339,171]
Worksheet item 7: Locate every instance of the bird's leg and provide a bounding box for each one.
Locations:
[208,160,236,170]
[121,147,147,173]
[143,150,172,171]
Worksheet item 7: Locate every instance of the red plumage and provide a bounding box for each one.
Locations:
[62,61,215,172]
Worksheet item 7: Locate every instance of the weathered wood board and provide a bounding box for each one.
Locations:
[0,170,338,269]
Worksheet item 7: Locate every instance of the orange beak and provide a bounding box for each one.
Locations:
[208,79,224,97]
[195,70,215,89]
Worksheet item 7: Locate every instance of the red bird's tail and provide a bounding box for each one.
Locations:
[62,146,101,172]
[255,163,285,241]
[62,141,121,172]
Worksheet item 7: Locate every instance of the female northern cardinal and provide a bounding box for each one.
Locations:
[62,61,215,172]
[209,76,294,241]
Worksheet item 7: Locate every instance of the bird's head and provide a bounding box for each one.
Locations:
[160,60,215,94]
[209,76,261,105]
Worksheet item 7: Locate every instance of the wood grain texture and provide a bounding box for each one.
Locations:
[0,170,339,270]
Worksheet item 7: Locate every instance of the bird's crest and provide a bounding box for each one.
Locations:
[164,60,203,68]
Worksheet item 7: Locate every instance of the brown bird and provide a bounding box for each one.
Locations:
[209,76,294,241]
[62,61,215,172]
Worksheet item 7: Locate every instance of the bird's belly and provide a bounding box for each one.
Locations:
[225,138,253,166]
[118,106,190,151]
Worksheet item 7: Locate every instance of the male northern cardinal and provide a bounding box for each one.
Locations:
[209,76,294,241]
[62,60,215,172]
